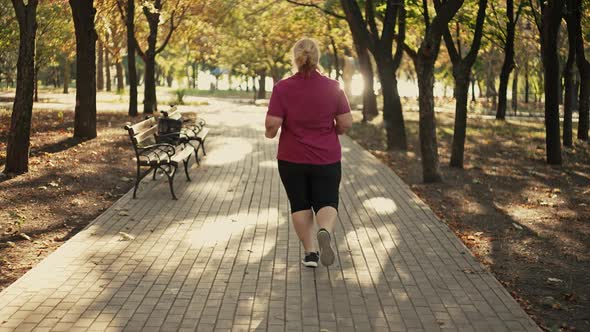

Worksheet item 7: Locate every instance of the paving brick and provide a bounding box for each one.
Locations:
[0,107,540,332]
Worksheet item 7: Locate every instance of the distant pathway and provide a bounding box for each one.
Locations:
[0,101,539,331]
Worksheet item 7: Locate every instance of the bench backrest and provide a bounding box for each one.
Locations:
[161,105,182,121]
[124,117,158,148]
[162,106,206,128]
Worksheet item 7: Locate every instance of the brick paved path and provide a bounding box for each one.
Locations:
[0,102,539,331]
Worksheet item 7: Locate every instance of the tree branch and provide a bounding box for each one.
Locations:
[392,1,406,70]
[285,0,346,20]
[464,0,488,65]
[366,0,380,41]
[490,0,508,41]
[381,0,399,46]
[115,0,127,23]
[421,0,430,30]
[11,0,26,24]
[403,42,417,61]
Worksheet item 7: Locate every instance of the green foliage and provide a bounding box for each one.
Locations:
[8,211,26,232]
[174,88,187,105]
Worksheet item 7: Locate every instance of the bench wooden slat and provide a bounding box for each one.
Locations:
[171,145,194,165]
[128,117,157,134]
[134,125,158,145]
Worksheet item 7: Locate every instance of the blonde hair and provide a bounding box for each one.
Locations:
[293,38,320,74]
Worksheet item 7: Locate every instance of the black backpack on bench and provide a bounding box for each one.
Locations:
[157,117,183,144]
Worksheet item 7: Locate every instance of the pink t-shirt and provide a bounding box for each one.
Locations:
[267,70,351,165]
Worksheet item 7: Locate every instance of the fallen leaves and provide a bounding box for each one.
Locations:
[547,277,564,284]
[19,233,31,241]
[118,232,135,241]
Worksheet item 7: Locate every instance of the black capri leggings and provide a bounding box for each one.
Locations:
[277,160,341,214]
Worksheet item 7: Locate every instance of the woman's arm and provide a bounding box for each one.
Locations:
[265,115,283,138]
[335,112,352,135]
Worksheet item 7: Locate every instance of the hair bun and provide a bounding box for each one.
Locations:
[293,38,320,74]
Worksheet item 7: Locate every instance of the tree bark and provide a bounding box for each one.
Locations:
[450,73,470,168]
[126,0,138,116]
[357,46,378,121]
[375,51,407,150]
[70,0,97,139]
[525,61,529,103]
[192,62,198,89]
[329,35,341,81]
[413,0,464,181]
[564,1,578,147]
[512,68,518,114]
[140,0,179,113]
[579,68,590,140]
[116,60,124,92]
[5,0,38,175]
[541,0,564,164]
[571,0,589,140]
[63,57,69,93]
[257,71,266,99]
[97,39,104,91]
[143,50,157,113]
[105,43,111,91]
[33,65,38,102]
[496,0,516,120]
[440,0,487,168]
[166,70,173,87]
[416,52,442,182]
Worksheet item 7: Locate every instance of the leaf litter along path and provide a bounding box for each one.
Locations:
[348,111,590,332]
[0,88,209,293]
[0,99,539,331]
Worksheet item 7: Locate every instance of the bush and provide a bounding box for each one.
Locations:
[174,89,187,105]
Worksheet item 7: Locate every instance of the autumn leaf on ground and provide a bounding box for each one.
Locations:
[118,232,135,241]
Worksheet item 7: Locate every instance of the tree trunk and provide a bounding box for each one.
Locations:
[497,58,513,119]
[142,0,161,114]
[143,53,157,113]
[357,46,378,121]
[166,70,173,87]
[512,68,518,114]
[192,62,198,89]
[252,76,257,100]
[33,65,38,102]
[63,57,69,93]
[525,62,530,103]
[541,0,564,164]
[126,0,138,116]
[4,0,38,175]
[579,65,590,140]
[116,60,124,92]
[330,35,341,81]
[559,71,565,105]
[450,71,470,168]
[97,39,104,91]
[564,4,578,147]
[105,46,111,91]
[70,0,97,139]
[496,0,516,120]
[375,53,407,150]
[416,48,442,182]
[564,60,575,147]
[257,72,266,99]
[570,0,589,140]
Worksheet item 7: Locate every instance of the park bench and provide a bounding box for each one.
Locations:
[160,106,209,165]
[124,116,194,200]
